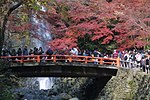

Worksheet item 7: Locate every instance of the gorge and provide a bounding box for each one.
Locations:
[0,0,150,99]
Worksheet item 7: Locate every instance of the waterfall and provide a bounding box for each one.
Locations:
[38,77,53,90]
[31,14,52,51]
[31,5,54,90]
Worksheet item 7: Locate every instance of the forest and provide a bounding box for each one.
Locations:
[0,0,150,54]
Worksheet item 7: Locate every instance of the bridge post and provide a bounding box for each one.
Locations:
[116,57,120,67]
[53,55,56,62]
[85,56,88,63]
[37,55,40,63]
[20,56,23,64]
[68,56,72,62]
[100,58,103,65]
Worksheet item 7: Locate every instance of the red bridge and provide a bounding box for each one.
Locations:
[1,55,120,77]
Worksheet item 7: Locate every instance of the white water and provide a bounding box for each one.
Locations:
[31,14,52,51]
[38,77,53,90]
[31,5,54,90]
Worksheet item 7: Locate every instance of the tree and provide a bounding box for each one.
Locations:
[0,0,51,55]
[111,0,150,50]
[1,0,150,55]
[0,1,23,55]
[45,0,150,52]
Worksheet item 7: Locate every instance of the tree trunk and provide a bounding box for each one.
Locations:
[0,2,22,56]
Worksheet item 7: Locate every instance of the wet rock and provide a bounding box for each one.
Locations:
[69,97,79,100]
[58,93,72,99]
[48,88,59,96]
[22,94,34,100]
[32,81,40,90]
[12,88,50,100]
[49,95,61,100]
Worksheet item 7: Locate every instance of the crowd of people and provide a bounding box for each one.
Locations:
[2,46,45,56]
[1,46,150,74]
[112,49,150,74]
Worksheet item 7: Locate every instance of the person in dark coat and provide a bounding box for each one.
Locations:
[23,45,28,55]
[17,48,22,56]
[38,47,44,55]
[38,47,44,59]
[17,48,22,60]
[46,47,53,55]
[28,48,34,60]
[10,49,17,60]
[46,46,53,59]
[145,56,150,74]
[2,48,11,56]
[23,45,29,60]
[33,47,39,55]
[29,49,34,55]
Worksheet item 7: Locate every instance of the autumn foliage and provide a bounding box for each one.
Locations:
[1,0,150,53]
[40,0,150,52]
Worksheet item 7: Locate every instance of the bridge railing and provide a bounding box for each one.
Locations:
[120,60,138,68]
[0,55,121,67]
[119,54,150,68]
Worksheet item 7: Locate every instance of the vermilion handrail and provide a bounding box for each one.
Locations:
[0,55,120,67]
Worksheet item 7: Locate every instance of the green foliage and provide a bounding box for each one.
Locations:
[77,34,96,51]
[144,39,150,50]
[77,34,116,53]
[26,0,42,10]
[145,45,150,50]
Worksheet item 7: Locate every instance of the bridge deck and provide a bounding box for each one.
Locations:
[1,55,118,77]
[9,62,118,77]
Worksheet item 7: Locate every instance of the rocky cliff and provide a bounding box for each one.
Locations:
[97,68,150,100]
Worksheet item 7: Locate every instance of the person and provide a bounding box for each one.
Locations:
[46,46,53,59]
[38,47,44,60]
[2,48,9,56]
[91,53,98,64]
[10,49,17,60]
[11,49,16,56]
[141,56,146,72]
[83,50,88,56]
[28,48,34,60]
[46,47,53,55]
[135,52,142,68]
[70,47,78,55]
[17,48,22,60]
[38,47,44,55]
[145,56,150,74]
[33,47,39,55]
[123,51,130,68]
[93,49,100,57]
[23,45,28,55]
[17,48,22,56]
[118,50,122,59]
[113,50,118,58]
[29,48,34,55]
[53,49,58,55]
[23,45,29,60]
